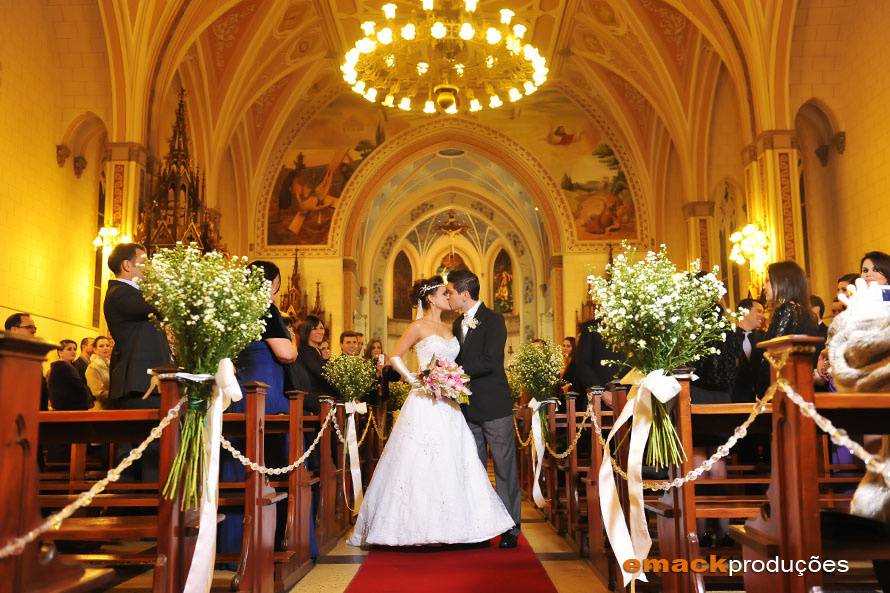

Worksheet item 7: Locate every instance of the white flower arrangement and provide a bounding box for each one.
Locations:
[140,243,270,508]
[589,242,734,468]
[322,354,378,402]
[388,381,412,409]
[510,340,564,402]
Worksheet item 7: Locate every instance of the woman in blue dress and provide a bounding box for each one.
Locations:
[219,261,318,564]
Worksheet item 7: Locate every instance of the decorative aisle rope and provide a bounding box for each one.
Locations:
[0,397,186,560]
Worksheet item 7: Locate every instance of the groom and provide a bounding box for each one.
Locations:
[447,270,522,548]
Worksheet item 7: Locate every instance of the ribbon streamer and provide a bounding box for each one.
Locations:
[597,369,683,586]
[344,400,368,513]
[526,398,552,508]
[178,359,242,593]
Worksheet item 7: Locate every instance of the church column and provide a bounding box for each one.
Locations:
[551,255,564,342]
[743,130,804,266]
[343,258,357,332]
[103,142,147,238]
[682,201,716,269]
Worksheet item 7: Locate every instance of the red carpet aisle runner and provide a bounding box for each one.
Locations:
[344,535,559,593]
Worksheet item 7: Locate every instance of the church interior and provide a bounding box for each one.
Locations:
[2,1,890,592]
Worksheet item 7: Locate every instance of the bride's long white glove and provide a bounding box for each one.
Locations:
[390,356,421,388]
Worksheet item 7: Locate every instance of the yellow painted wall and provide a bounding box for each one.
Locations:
[0,3,104,346]
[273,256,345,353]
[790,0,890,293]
[562,252,609,339]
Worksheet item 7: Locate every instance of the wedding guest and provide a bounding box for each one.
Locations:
[4,312,37,336]
[731,298,766,403]
[356,332,365,356]
[296,315,335,397]
[85,336,112,409]
[574,319,622,411]
[47,340,93,410]
[755,260,819,397]
[560,336,577,395]
[219,261,317,561]
[810,295,828,339]
[861,250,890,285]
[690,303,736,404]
[363,337,399,406]
[339,330,362,356]
[837,272,859,298]
[830,298,845,319]
[72,337,94,382]
[319,340,331,361]
[103,242,171,408]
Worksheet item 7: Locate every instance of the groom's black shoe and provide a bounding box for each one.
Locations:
[499,530,519,549]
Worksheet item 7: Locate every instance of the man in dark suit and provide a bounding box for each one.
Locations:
[72,337,93,382]
[731,298,766,403]
[447,270,521,548]
[573,319,622,410]
[103,242,171,409]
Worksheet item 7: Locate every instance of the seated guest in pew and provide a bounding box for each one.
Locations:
[104,242,172,409]
[837,272,860,298]
[340,330,362,357]
[47,339,94,410]
[755,260,819,398]
[319,339,331,361]
[363,338,399,405]
[4,313,47,409]
[72,337,93,383]
[731,298,766,403]
[560,336,577,397]
[811,295,829,340]
[85,336,112,409]
[296,315,335,398]
[574,319,622,411]
[219,261,318,561]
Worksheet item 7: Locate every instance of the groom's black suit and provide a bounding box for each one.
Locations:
[454,302,521,535]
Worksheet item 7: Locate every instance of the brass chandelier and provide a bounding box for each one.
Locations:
[340,0,549,115]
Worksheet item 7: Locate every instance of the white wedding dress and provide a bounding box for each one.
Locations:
[348,334,515,546]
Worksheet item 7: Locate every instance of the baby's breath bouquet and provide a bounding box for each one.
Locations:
[590,242,732,468]
[141,243,270,508]
[506,365,523,403]
[322,354,377,402]
[511,341,564,402]
[388,381,411,409]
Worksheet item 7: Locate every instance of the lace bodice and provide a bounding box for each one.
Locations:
[414,334,460,369]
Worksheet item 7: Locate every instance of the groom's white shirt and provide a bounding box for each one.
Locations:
[461,300,482,339]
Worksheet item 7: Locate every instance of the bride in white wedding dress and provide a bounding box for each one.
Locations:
[348,276,515,547]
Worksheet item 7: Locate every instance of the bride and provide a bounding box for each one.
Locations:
[348,276,515,547]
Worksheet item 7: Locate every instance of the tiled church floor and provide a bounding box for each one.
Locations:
[101,501,609,593]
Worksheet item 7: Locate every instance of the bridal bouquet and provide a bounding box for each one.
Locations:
[419,357,471,404]
[322,354,377,402]
[589,242,732,468]
[140,243,270,509]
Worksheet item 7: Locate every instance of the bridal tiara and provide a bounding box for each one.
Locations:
[419,282,445,296]
[416,282,446,319]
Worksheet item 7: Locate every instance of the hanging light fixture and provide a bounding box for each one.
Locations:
[340,0,549,115]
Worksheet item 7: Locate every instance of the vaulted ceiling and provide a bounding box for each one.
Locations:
[91,0,801,249]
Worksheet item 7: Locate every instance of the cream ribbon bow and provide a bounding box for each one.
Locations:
[597,368,684,587]
[343,400,369,513]
[183,358,242,593]
[527,397,558,508]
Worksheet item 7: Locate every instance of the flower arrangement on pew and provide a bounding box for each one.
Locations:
[323,354,378,402]
[506,364,523,404]
[418,356,471,404]
[589,242,732,468]
[140,243,270,509]
[388,381,412,409]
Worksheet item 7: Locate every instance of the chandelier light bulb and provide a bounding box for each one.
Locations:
[382,94,395,107]
[506,36,521,54]
[464,0,478,12]
[500,9,514,25]
[445,103,459,114]
[459,23,474,40]
[454,63,465,76]
[401,23,416,40]
[416,61,429,75]
[344,48,360,64]
[377,27,393,44]
[513,23,527,39]
[398,97,411,111]
[361,21,376,35]
[489,94,503,108]
[485,28,501,44]
[431,21,447,39]
[469,98,482,112]
[352,81,367,94]
[523,81,537,95]
[422,0,434,10]
[364,87,378,102]
[384,53,395,67]
[485,55,495,68]
[423,100,436,114]
[356,37,376,53]
[508,87,522,102]
[381,3,397,19]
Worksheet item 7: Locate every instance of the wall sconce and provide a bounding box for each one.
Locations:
[729,223,769,290]
[93,226,131,251]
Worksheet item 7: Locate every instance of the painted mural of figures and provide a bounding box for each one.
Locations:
[493,250,514,314]
[547,125,584,146]
[563,143,636,240]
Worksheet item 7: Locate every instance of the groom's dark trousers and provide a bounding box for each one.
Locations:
[454,303,522,534]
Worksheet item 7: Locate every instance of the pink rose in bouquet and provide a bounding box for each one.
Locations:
[418,356,472,404]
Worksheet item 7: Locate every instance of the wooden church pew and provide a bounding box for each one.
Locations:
[0,332,114,593]
[729,335,890,593]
